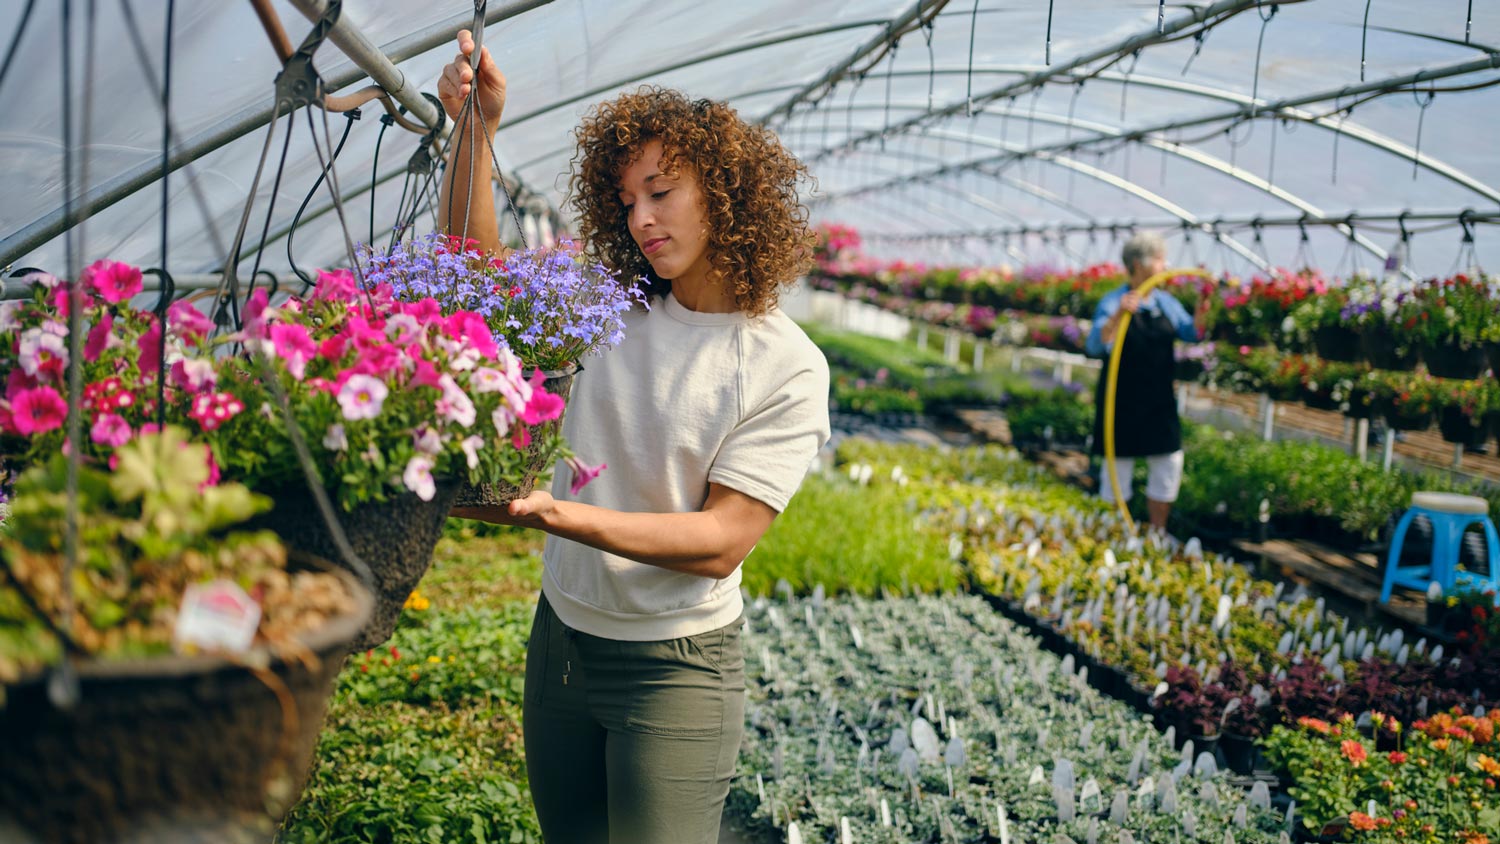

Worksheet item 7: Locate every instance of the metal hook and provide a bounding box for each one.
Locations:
[1398,210,1412,244]
[143,268,176,314]
[1458,209,1476,244]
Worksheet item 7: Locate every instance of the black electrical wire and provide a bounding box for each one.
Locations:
[248,118,295,281]
[370,113,393,247]
[965,0,979,115]
[1360,0,1373,82]
[1250,3,1279,111]
[287,110,358,286]
[0,0,36,98]
[1044,0,1055,65]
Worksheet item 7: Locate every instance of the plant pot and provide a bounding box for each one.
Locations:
[1301,385,1341,411]
[1438,405,1488,446]
[1378,396,1433,432]
[1219,732,1261,775]
[1421,341,1488,380]
[1266,383,1302,403]
[1190,733,1221,760]
[1488,411,1500,445]
[1312,324,1362,363]
[0,565,372,844]
[1360,328,1418,371]
[454,366,578,508]
[1173,359,1206,382]
[252,480,461,653]
[1487,341,1500,376]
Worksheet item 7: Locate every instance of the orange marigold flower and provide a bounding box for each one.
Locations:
[1349,812,1378,832]
[1342,740,1369,766]
[1478,755,1500,777]
[1299,716,1334,735]
[1460,833,1489,844]
[1473,718,1495,745]
[1433,738,1452,752]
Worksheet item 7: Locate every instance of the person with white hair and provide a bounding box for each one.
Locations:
[1084,232,1212,532]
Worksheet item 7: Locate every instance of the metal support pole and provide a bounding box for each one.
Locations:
[1354,417,1369,461]
[1382,429,1396,470]
[1453,443,1465,471]
[1261,396,1276,442]
[286,0,441,130]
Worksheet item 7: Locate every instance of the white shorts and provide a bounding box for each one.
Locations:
[1099,450,1185,504]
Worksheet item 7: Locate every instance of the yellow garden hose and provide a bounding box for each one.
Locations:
[1103,267,1215,531]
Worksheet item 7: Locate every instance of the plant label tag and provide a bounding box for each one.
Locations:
[174,580,261,654]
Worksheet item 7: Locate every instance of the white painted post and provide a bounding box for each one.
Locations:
[945,331,961,363]
[1061,358,1074,385]
[1262,397,1276,442]
[1354,418,1370,462]
[1453,443,1465,470]
[1382,429,1396,470]
[973,342,985,371]
[916,325,929,350]
[1011,348,1023,373]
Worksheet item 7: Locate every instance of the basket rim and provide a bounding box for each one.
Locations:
[4,556,373,686]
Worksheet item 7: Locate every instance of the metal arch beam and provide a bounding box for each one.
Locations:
[0,0,557,269]
[804,113,1269,269]
[758,0,948,126]
[801,0,1266,164]
[818,55,1500,204]
[499,18,895,129]
[795,102,1389,264]
[786,63,1500,204]
[808,139,1096,224]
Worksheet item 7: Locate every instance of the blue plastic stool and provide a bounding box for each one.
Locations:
[1381,492,1500,605]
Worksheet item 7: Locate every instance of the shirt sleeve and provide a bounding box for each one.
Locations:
[708,356,831,512]
[1158,291,1200,342]
[1085,292,1121,358]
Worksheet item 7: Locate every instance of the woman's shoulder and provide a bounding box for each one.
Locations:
[741,310,829,379]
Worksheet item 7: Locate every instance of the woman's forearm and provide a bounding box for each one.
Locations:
[540,501,746,579]
[437,118,503,257]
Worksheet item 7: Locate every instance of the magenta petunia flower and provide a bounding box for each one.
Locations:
[81,259,144,304]
[270,323,316,380]
[137,317,163,375]
[444,310,499,360]
[312,268,358,302]
[83,311,120,363]
[10,386,68,435]
[565,456,606,495]
[521,384,565,426]
[89,413,132,448]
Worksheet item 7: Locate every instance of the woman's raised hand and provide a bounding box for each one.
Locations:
[437,29,507,133]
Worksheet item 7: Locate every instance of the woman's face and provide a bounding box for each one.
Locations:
[617,139,712,282]
[1131,250,1166,284]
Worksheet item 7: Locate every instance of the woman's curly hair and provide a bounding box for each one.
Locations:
[568,87,815,317]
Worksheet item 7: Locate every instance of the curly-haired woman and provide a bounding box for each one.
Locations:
[436,30,830,843]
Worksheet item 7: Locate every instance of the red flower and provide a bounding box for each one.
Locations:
[1387,751,1409,765]
[1349,812,1378,832]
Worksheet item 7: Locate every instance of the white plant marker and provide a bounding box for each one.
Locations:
[757,773,765,802]
[997,803,1011,844]
[880,798,891,827]
[840,817,853,844]
[787,821,802,844]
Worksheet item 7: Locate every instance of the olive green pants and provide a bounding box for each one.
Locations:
[523,594,746,844]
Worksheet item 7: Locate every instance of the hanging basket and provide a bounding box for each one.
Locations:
[454,366,577,509]
[1360,328,1419,371]
[1311,324,1362,363]
[250,480,460,653]
[1419,341,1488,380]
[1379,399,1434,433]
[1438,405,1488,446]
[0,561,371,844]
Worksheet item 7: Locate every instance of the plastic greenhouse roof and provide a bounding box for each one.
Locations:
[1,0,1497,285]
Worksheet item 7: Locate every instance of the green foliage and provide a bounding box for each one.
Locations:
[745,471,962,597]
[1005,385,1094,447]
[280,538,544,844]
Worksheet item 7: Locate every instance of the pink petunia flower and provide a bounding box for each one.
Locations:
[270,323,317,380]
[89,413,132,448]
[0,301,22,334]
[169,357,218,393]
[337,374,388,421]
[402,454,436,501]
[436,375,477,428]
[242,288,271,339]
[565,456,606,495]
[444,311,499,360]
[412,426,443,456]
[521,373,565,425]
[80,259,144,304]
[511,425,531,451]
[312,268,358,302]
[167,300,214,340]
[10,386,68,435]
[385,313,422,346]
[83,311,119,362]
[137,317,163,375]
[19,328,68,382]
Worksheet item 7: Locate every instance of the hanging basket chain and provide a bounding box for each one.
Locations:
[1411,82,1435,180]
